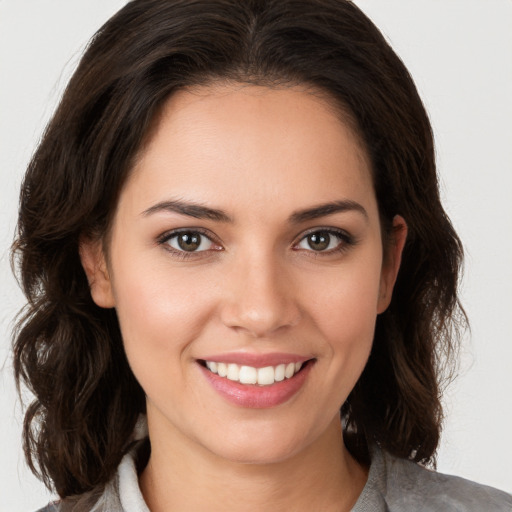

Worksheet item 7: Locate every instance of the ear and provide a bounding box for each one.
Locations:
[79,236,116,308]
[377,215,407,314]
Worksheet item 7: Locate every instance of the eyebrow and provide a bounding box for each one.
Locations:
[289,200,368,224]
[141,200,232,222]
[141,198,367,224]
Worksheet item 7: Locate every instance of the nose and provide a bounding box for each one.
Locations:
[219,253,301,338]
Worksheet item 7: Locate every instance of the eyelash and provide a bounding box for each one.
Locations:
[157,228,221,260]
[157,227,356,260]
[293,228,356,257]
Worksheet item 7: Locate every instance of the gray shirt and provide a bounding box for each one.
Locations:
[38,440,512,511]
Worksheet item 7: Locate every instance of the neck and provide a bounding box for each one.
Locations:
[139,415,368,512]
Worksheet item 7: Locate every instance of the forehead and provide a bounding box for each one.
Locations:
[123,84,376,220]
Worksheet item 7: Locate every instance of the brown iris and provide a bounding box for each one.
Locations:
[307,231,331,251]
[177,232,201,251]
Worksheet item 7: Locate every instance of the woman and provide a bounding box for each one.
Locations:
[12,1,511,510]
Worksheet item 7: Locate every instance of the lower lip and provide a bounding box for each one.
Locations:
[199,362,313,409]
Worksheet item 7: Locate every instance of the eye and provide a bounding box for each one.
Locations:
[164,231,215,252]
[295,229,351,253]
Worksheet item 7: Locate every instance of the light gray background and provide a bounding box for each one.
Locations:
[1,1,511,510]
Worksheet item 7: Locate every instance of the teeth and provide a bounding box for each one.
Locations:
[275,364,285,382]
[227,363,239,381]
[204,360,305,386]
[206,361,217,373]
[257,366,275,386]
[239,365,257,384]
[217,362,228,377]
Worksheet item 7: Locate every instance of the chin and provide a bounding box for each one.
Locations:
[200,421,315,466]
[212,442,302,466]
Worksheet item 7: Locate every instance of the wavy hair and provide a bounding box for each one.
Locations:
[13,0,464,498]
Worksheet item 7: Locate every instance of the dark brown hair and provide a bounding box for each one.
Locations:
[13,0,464,498]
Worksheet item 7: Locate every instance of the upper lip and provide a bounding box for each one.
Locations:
[198,352,313,368]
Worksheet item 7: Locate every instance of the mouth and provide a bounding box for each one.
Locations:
[198,359,312,386]
[197,357,315,408]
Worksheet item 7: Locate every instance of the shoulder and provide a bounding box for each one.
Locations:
[357,447,512,511]
[34,438,150,512]
[34,485,121,512]
[35,505,59,512]
[34,494,100,512]
[34,488,119,512]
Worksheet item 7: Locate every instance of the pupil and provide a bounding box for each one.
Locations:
[178,232,200,251]
[308,232,330,251]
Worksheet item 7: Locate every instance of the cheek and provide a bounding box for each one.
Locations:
[314,255,381,325]
[305,256,382,376]
[108,251,217,372]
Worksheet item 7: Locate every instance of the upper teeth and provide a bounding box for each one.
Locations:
[205,361,303,386]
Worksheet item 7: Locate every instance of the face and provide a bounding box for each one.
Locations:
[82,84,405,465]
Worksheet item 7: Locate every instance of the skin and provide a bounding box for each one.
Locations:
[81,84,407,511]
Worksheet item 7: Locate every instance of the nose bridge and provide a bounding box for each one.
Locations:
[220,246,299,337]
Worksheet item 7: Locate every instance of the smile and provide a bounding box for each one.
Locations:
[204,361,303,386]
[198,357,314,408]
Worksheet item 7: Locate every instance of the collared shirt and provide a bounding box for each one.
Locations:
[38,439,512,511]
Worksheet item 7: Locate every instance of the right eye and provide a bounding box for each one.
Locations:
[162,231,215,253]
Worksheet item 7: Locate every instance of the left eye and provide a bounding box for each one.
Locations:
[165,231,214,252]
[296,230,344,252]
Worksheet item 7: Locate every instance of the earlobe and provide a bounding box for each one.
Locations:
[79,236,116,308]
[377,215,407,314]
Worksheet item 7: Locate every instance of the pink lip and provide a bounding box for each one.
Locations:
[198,359,314,409]
[199,352,311,368]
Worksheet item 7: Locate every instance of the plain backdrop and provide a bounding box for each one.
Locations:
[1,1,511,510]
